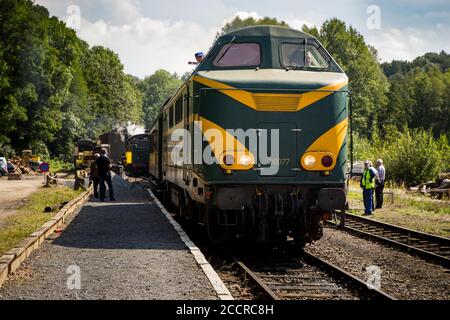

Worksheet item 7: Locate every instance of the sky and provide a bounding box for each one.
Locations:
[34,0,450,79]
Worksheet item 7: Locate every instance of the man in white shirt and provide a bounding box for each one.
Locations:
[375,159,386,209]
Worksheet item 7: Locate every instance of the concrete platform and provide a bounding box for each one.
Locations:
[0,175,225,300]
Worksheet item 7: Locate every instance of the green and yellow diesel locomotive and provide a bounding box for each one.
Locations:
[149,25,350,246]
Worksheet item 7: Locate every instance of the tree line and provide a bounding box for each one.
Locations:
[0,0,142,158]
[0,3,448,183]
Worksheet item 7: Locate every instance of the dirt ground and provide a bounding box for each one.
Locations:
[0,176,44,225]
[305,227,450,300]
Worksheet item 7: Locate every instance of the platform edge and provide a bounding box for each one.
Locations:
[147,189,234,301]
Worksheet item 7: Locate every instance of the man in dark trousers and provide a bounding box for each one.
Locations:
[96,149,115,202]
[361,160,376,215]
[90,153,100,198]
[375,159,386,209]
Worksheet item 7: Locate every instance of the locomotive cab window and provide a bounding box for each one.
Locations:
[213,42,261,67]
[281,43,329,69]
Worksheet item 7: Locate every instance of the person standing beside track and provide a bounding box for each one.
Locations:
[90,153,101,199]
[369,160,378,212]
[375,159,386,209]
[96,148,115,202]
[361,160,376,216]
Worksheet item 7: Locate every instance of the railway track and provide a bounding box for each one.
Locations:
[235,251,395,300]
[334,213,450,268]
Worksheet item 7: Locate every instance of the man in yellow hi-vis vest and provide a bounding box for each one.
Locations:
[361,160,377,215]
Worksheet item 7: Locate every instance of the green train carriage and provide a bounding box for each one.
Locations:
[125,134,151,177]
[149,25,350,246]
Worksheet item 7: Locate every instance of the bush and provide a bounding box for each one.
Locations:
[0,145,16,158]
[436,135,450,172]
[354,128,448,186]
[383,129,443,186]
[353,133,375,162]
[47,158,74,173]
[30,141,50,160]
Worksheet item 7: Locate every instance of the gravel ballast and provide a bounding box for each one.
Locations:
[305,227,450,300]
[0,176,217,300]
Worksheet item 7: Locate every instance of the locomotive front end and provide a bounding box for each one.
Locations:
[192,26,350,245]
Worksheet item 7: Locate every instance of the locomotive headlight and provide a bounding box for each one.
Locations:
[301,152,336,171]
[303,155,317,168]
[239,154,252,166]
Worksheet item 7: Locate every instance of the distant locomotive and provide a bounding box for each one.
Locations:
[99,131,126,165]
[125,134,151,177]
[149,26,350,246]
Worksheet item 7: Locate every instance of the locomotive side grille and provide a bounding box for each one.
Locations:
[253,94,300,111]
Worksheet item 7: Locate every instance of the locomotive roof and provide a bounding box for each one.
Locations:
[127,133,150,142]
[221,25,313,39]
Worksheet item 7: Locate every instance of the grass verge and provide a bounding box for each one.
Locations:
[0,186,83,256]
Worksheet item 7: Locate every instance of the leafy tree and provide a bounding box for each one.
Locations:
[0,0,144,158]
[382,51,450,78]
[181,71,192,82]
[51,65,89,156]
[0,0,45,146]
[80,46,143,138]
[139,69,182,128]
[378,65,450,137]
[377,73,414,131]
[409,67,447,135]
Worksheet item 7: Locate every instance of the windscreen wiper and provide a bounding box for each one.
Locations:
[216,36,236,64]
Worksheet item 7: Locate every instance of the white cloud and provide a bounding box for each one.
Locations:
[366,27,450,62]
[35,0,143,24]
[287,19,315,30]
[223,11,315,30]
[34,1,450,75]
[233,11,262,20]
[102,0,142,23]
[77,17,217,78]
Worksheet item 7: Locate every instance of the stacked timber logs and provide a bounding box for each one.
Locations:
[9,157,37,175]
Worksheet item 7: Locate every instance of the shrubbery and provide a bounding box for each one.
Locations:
[354,128,449,186]
[0,145,16,158]
[47,158,73,173]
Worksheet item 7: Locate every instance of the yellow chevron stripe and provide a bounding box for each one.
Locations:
[300,118,348,171]
[194,76,257,109]
[193,75,348,112]
[199,116,255,170]
[298,78,348,110]
[307,118,348,156]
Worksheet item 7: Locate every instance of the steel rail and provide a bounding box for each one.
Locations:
[301,251,395,300]
[334,213,450,268]
[234,252,395,301]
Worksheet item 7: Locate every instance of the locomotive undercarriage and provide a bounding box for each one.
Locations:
[168,183,346,247]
